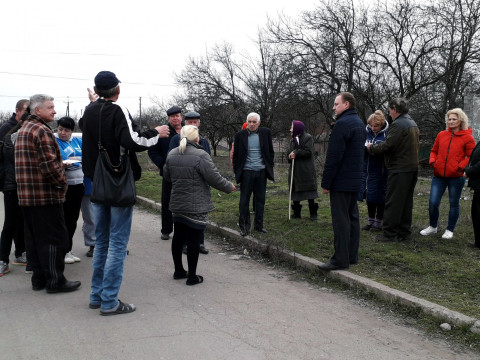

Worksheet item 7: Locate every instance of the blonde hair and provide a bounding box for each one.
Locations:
[179,125,199,154]
[367,110,386,127]
[445,108,469,130]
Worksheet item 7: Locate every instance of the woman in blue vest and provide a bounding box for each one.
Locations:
[55,117,84,264]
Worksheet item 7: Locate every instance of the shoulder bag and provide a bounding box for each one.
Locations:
[91,103,136,207]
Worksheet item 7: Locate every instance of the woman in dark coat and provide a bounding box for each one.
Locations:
[288,120,319,220]
[358,110,388,230]
[163,125,236,285]
[464,141,480,248]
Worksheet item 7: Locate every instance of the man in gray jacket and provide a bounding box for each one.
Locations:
[368,98,419,242]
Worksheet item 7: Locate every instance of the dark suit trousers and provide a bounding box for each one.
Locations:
[22,205,68,289]
[161,178,173,235]
[0,189,25,263]
[329,191,360,268]
[239,169,266,231]
[383,171,418,239]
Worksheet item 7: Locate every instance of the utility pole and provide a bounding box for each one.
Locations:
[64,96,72,117]
[139,96,142,130]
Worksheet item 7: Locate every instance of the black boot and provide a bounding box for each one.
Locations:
[291,203,302,219]
[309,203,319,221]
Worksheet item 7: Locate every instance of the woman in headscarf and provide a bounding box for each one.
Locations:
[288,120,319,220]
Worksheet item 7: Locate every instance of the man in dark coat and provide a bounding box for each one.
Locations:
[167,111,211,254]
[148,106,182,240]
[367,97,419,241]
[0,99,29,140]
[232,112,274,236]
[0,99,29,277]
[319,92,366,271]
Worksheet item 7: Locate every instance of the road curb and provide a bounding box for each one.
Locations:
[136,195,479,330]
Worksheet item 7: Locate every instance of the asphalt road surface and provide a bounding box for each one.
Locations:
[0,199,477,360]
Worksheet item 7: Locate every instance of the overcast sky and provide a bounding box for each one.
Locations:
[1,0,317,118]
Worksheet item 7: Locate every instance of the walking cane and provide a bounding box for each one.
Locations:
[289,158,295,220]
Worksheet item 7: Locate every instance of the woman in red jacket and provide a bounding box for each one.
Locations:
[420,108,475,239]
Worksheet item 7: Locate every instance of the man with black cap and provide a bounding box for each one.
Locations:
[148,106,183,240]
[80,71,169,315]
[168,111,211,254]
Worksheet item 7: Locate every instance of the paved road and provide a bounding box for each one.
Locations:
[0,202,477,360]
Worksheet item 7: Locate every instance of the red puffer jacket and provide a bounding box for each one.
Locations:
[429,127,475,178]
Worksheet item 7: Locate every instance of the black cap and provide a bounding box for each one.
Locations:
[166,106,181,116]
[184,111,200,120]
[94,71,121,90]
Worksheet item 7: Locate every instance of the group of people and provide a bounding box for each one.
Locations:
[318,92,480,271]
[1,72,479,315]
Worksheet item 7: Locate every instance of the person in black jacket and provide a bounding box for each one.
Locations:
[80,71,169,315]
[232,112,274,236]
[0,100,29,276]
[319,92,366,271]
[464,142,480,248]
[168,111,211,254]
[148,106,182,240]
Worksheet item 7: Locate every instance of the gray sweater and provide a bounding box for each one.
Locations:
[163,141,233,215]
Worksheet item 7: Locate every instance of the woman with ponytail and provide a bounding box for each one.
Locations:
[163,125,236,285]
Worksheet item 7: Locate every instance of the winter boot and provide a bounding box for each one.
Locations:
[291,203,302,219]
[309,202,318,221]
[362,218,375,231]
[372,218,382,231]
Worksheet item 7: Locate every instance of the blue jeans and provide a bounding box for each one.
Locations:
[90,204,133,311]
[429,176,466,231]
[239,169,267,231]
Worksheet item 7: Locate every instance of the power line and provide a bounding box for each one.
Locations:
[0,72,175,87]
[0,49,120,57]
[0,94,144,99]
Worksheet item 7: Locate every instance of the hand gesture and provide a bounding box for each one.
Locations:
[87,88,99,102]
[155,125,170,138]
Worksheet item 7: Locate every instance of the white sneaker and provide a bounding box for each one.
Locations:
[442,230,453,239]
[64,253,75,264]
[69,252,81,262]
[420,226,437,236]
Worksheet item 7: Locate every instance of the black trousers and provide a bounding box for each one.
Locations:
[472,190,480,247]
[22,205,68,289]
[171,221,202,280]
[329,191,360,268]
[238,169,267,231]
[367,202,385,220]
[0,189,25,263]
[161,179,173,235]
[383,171,418,239]
[62,183,84,252]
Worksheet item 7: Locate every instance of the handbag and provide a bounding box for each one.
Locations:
[91,103,136,207]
